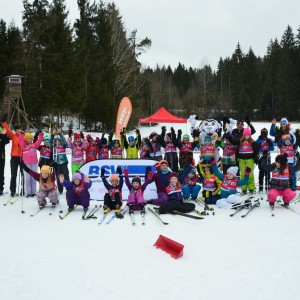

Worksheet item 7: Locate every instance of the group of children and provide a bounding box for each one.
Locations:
[0,115,299,217]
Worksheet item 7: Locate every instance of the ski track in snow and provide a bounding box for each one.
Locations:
[0,121,300,300]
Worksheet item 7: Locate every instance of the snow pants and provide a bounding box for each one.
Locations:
[10,156,24,196]
[239,158,255,191]
[66,189,90,209]
[151,192,168,206]
[182,184,201,199]
[25,163,38,195]
[104,193,122,210]
[158,200,195,214]
[267,188,296,204]
[216,194,243,209]
[127,193,146,211]
[37,189,59,206]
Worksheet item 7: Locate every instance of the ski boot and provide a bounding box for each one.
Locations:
[283,202,289,208]
[103,205,110,214]
[115,205,124,219]
[248,190,255,195]
[128,204,135,215]
[68,206,74,212]
[241,190,247,196]
[139,203,146,214]
[269,202,274,208]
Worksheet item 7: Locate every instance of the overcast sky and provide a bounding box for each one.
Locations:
[2,0,300,71]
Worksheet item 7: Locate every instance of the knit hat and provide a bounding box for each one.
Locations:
[189,168,197,175]
[227,166,238,177]
[74,133,81,139]
[41,165,51,174]
[14,124,21,130]
[113,138,120,144]
[24,133,33,141]
[166,132,171,138]
[149,132,158,139]
[132,176,141,185]
[72,172,82,181]
[169,172,179,180]
[275,154,288,166]
[54,135,61,141]
[243,128,251,136]
[86,134,92,141]
[261,128,268,135]
[280,117,288,124]
[43,136,50,143]
[110,174,119,181]
[128,136,135,142]
[237,119,244,124]
[159,160,168,166]
[182,134,190,139]
[204,136,212,142]
[102,137,107,144]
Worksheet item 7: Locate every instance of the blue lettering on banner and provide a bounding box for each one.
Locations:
[88,165,155,176]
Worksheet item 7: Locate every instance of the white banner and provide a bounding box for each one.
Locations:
[79,159,158,200]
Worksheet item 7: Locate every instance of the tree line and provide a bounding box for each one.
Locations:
[0,0,300,131]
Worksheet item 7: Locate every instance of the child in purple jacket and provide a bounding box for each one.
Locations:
[59,171,92,211]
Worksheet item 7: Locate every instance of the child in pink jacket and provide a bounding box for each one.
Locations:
[19,131,44,197]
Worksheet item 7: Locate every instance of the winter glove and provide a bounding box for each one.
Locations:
[80,131,84,139]
[170,127,175,134]
[1,114,7,123]
[161,126,166,134]
[177,129,182,140]
[211,157,217,165]
[216,127,222,137]
[122,127,127,134]
[68,129,73,137]
[245,167,252,176]
[245,116,251,126]
[109,131,114,141]
[101,168,106,178]
[192,128,199,138]
[135,128,140,135]
[223,116,230,125]
[116,166,123,175]
[147,171,154,181]
[123,168,129,176]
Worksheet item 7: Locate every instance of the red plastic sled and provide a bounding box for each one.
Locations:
[153,235,184,259]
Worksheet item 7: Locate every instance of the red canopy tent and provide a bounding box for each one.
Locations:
[139,107,186,123]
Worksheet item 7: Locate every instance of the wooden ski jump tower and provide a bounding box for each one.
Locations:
[2,75,31,128]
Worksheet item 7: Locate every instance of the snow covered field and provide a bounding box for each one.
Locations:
[1,121,300,300]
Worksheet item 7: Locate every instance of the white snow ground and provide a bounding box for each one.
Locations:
[1,121,300,300]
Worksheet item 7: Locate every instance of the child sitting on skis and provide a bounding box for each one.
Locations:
[158,171,196,214]
[21,162,59,208]
[211,158,251,209]
[59,171,92,212]
[197,160,221,205]
[123,168,151,214]
[101,166,124,218]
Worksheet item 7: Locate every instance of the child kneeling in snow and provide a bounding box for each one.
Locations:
[158,172,195,214]
[124,168,151,214]
[59,171,92,211]
[20,162,59,207]
[267,154,297,208]
[212,161,251,208]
